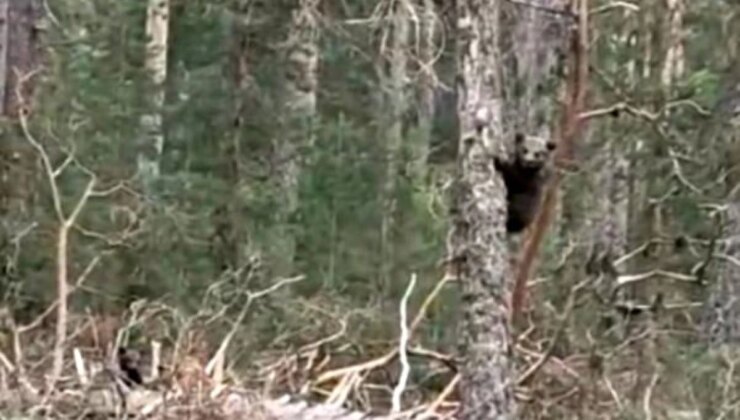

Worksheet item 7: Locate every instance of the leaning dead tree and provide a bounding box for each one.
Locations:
[447,0,515,418]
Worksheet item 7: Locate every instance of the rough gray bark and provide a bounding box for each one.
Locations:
[502,0,568,135]
[703,83,740,345]
[448,0,515,418]
[587,138,629,292]
[499,0,571,322]
[704,204,740,345]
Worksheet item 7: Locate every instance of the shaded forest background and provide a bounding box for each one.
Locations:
[1,0,740,418]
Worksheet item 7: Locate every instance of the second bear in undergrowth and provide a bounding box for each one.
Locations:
[494,132,556,234]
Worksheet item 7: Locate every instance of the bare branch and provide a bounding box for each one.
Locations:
[18,112,65,222]
[616,269,696,286]
[249,275,305,300]
[90,181,129,197]
[669,148,703,194]
[505,0,577,18]
[391,273,416,414]
[422,373,460,417]
[205,275,305,379]
[52,152,75,178]
[580,99,711,122]
[18,253,105,334]
[314,272,454,389]
[65,176,97,228]
[589,1,639,15]
[643,372,660,420]
[517,278,588,385]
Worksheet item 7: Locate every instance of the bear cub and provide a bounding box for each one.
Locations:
[494,132,556,233]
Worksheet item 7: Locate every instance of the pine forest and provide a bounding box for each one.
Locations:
[0,0,738,419]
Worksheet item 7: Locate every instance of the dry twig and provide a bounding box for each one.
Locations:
[391,273,416,414]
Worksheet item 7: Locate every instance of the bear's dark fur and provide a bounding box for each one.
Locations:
[494,132,556,233]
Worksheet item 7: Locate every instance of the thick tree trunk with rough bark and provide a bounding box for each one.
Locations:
[704,203,740,345]
[703,79,740,345]
[448,0,515,418]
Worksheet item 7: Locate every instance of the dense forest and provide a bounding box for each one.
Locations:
[0,0,738,419]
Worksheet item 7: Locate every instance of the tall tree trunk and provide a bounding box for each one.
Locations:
[0,0,42,295]
[504,0,567,133]
[509,0,588,324]
[0,0,42,116]
[587,136,629,300]
[624,0,677,406]
[703,47,740,346]
[697,75,740,419]
[0,0,10,116]
[586,5,637,320]
[697,14,740,420]
[506,0,566,249]
[379,0,410,290]
[703,203,740,345]
[660,0,685,88]
[211,4,255,272]
[412,0,437,181]
[449,0,515,418]
[275,0,318,273]
[137,0,170,184]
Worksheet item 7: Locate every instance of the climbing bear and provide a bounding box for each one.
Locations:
[494,132,556,233]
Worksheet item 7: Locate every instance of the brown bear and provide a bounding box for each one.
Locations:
[494,132,556,233]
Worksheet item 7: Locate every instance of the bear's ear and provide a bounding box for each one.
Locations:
[514,132,525,144]
[546,141,557,151]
